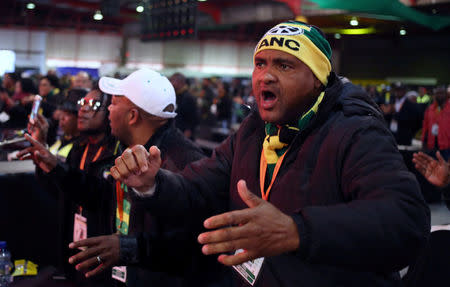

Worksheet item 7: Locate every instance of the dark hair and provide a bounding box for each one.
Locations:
[41,74,60,89]
[19,78,38,94]
[92,88,112,136]
[61,88,88,114]
[6,72,20,82]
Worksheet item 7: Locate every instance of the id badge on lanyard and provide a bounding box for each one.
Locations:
[232,249,264,286]
[73,209,87,250]
[112,266,127,283]
[233,149,287,285]
[431,123,439,136]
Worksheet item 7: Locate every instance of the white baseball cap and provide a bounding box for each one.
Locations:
[99,68,177,118]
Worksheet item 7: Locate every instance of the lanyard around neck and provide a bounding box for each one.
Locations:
[259,148,288,201]
[116,181,126,229]
[79,143,104,171]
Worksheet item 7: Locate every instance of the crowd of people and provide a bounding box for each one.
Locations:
[0,20,449,287]
[363,83,450,152]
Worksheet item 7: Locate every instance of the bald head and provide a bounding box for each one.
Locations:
[73,71,91,90]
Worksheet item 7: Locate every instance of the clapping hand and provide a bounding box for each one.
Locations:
[110,145,161,193]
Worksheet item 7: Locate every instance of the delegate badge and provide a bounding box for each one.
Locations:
[73,213,87,250]
[112,266,127,283]
[232,249,264,286]
[431,123,439,136]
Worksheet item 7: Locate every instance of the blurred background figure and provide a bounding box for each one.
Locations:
[421,86,450,160]
[388,82,424,146]
[213,80,232,129]
[1,72,19,96]
[0,78,38,128]
[417,86,432,105]
[170,72,199,140]
[50,88,88,162]
[72,71,92,91]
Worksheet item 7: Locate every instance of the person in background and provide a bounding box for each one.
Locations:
[19,88,116,287]
[28,88,88,162]
[36,75,62,113]
[36,75,64,144]
[9,78,38,108]
[199,78,215,123]
[388,82,423,145]
[20,69,210,287]
[0,87,8,112]
[420,86,450,160]
[405,90,419,103]
[169,72,199,140]
[0,78,38,128]
[108,21,430,286]
[214,81,233,129]
[72,71,92,91]
[417,86,432,105]
[1,72,19,96]
[414,85,450,208]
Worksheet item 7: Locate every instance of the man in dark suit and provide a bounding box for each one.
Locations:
[388,82,423,145]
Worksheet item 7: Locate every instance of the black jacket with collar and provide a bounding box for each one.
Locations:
[132,73,430,287]
[37,134,118,285]
[46,120,207,287]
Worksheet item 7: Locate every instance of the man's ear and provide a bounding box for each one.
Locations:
[128,108,139,125]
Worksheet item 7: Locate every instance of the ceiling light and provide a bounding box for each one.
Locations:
[197,0,207,2]
[136,5,144,13]
[322,27,377,35]
[93,10,103,21]
[26,2,35,9]
[399,29,406,36]
[350,17,359,27]
[334,33,341,39]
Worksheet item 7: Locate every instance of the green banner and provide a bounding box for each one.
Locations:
[310,0,450,30]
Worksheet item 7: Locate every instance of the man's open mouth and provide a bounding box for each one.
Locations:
[262,91,276,101]
[260,90,278,109]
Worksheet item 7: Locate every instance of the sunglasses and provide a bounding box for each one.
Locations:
[77,98,104,111]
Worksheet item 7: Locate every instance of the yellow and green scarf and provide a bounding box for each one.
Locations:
[262,92,324,184]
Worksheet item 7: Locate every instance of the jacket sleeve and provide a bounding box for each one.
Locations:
[131,132,234,219]
[127,134,235,270]
[292,117,430,272]
[43,161,114,210]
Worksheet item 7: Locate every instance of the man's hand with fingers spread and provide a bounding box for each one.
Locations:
[68,234,120,278]
[198,180,300,266]
[110,145,162,192]
[16,133,57,173]
[413,151,450,187]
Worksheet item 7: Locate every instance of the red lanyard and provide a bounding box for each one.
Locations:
[79,144,104,170]
[259,149,288,201]
[77,144,104,214]
[116,181,125,226]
